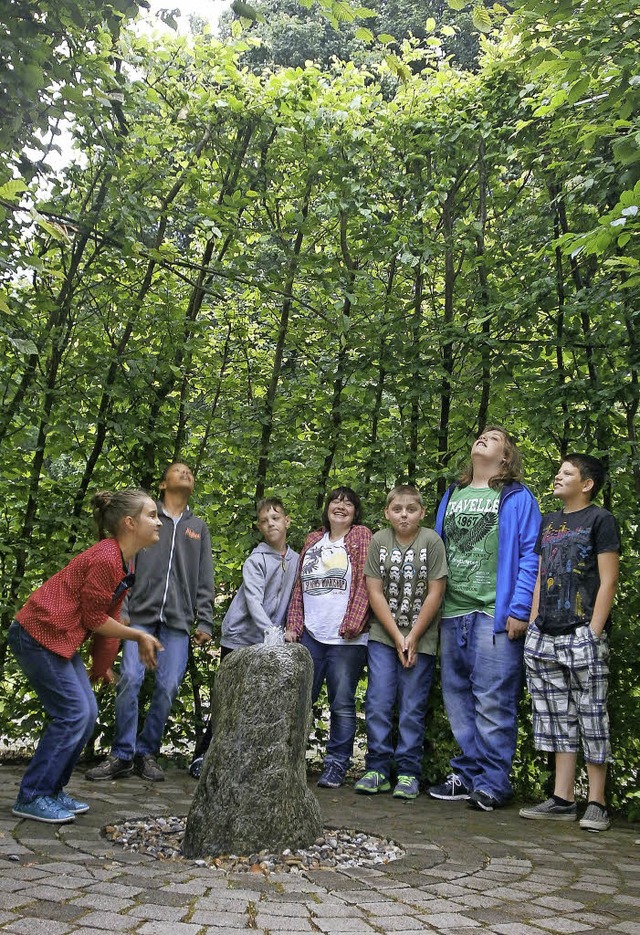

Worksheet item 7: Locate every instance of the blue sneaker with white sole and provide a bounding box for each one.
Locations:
[12,795,76,824]
[56,790,90,814]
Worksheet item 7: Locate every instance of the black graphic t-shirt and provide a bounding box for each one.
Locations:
[534,504,620,635]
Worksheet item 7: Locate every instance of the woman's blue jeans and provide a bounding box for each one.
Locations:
[112,622,189,760]
[440,612,524,802]
[364,639,436,779]
[8,620,98,803]
[301,630,367,774]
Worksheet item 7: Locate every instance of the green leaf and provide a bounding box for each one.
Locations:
[8,336,39,356]
[355,26,374,41]
[30,211,71,242]
[472,4,492,33]
[0,179,27,201]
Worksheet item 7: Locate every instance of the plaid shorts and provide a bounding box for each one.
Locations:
[524,623,611,764]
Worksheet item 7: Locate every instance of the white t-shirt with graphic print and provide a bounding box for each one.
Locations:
[301,532,366,645]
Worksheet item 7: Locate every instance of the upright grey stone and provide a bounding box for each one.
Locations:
[182,643,322,858]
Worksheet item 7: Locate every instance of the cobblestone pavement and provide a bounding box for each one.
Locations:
[1,763,638,935]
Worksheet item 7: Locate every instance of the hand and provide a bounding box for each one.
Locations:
[506,616,528,640]
[138,633,163,669]
[192,630,212,646]
[284,630,299,643]
[90,666,116,686]
[403,633,418,668]
[103,666,116,685]
[395,637,411,669]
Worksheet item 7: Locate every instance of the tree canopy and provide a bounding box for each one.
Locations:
[1,0,639,811]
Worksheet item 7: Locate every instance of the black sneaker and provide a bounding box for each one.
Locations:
[134,754,165,782]
[469,789,501,811]
[189,756,204,779]
[428,773,470,801]
[85,755,133,781]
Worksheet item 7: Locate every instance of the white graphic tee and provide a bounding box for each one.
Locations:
[301,533,363,644]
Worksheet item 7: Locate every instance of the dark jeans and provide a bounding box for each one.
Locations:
[8,620,98,803]
[364,639,436,779]
[301,630,367,774]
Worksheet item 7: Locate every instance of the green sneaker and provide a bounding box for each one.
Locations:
[393,775,419,799]
[354,770,391,794]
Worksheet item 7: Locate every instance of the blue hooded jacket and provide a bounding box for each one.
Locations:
[435,481,541,633]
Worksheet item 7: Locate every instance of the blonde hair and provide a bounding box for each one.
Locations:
[386,484,423,506]
[459,425,523,489]
[91,489,150,539]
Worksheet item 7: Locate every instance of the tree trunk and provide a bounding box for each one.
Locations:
[255,177,313,503]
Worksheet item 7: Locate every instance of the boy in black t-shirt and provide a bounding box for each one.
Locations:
[520,455,620,832]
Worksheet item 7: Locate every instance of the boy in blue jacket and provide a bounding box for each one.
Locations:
[429,427,541,811]
[189,497,298,777]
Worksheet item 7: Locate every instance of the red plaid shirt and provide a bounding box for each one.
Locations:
[286,524,372,640]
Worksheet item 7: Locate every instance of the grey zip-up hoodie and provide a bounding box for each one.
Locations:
[221,542,299,649]
[125,501,214,636]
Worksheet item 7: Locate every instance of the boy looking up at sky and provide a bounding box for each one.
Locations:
[520,455,620,832]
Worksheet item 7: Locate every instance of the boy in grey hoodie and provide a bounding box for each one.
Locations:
[189,498,298,776]
[219,498,298,650]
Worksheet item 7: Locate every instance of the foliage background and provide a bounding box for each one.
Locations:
[1,0,639,814]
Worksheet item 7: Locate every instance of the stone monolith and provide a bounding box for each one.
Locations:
[182,643,322,858]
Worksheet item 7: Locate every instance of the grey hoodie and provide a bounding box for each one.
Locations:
[221,542,299,649]
[125,501,214,636]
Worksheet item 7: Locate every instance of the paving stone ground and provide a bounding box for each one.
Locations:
[1,763,638,934]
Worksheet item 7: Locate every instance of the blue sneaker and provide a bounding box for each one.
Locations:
[354,770,391,794]
[12,795,76,824]
[56,790,90,814]
[317,762,345,788]
[393,775,420,800]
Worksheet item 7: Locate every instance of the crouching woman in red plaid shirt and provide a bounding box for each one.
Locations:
[285,487,371,790]
[8,489,163,825]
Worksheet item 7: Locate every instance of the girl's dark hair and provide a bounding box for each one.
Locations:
[91,489,150,540]
[459,425,523,489]
[321,486,362,529]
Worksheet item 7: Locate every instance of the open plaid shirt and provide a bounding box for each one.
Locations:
[286,524,372,640]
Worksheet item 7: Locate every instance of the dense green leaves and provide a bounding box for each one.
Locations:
[0,0,639,810]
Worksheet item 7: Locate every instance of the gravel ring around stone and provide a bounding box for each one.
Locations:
[103,817,405,873]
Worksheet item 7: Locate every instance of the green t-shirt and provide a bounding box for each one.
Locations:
[442,485,500,618]
[364,526,448,656]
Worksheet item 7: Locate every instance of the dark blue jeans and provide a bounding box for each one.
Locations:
[364,639,436,779]
[440,612,524,802]
[8,620,98,803]
[301,630,367,774]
